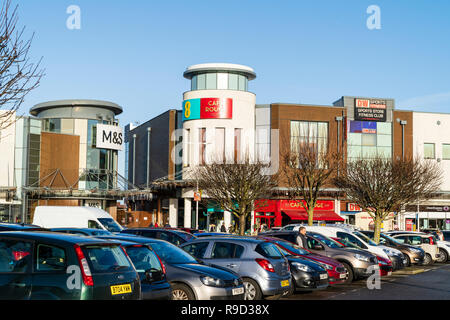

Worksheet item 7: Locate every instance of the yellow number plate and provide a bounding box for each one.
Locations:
[110,284,132,295]
[281,280,290,287]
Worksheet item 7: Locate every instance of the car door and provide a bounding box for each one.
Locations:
[205,241,244,272]
[30,242,74,299]
[0,237,33,299]
[305,236,329,256]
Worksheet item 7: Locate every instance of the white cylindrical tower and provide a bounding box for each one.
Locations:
[182,63,257,177]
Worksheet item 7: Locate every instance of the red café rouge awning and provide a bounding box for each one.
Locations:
[282,210,345,222]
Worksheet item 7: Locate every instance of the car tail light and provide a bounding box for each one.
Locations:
[255,258,275,273]
[74,245,94,286]
[429,237,435,245]
[155,253,166,275]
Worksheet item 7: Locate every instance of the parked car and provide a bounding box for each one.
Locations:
[386,231,441,265]
[94,234,245,300]
[0,231,141,300]
[193,232,233,238]
[360,231,425,266]
[50,228,113,236]
[32,206,123,232]
[180,236,292,300]
[261,231,378,283]
[253,234,348,285]
[299,225,401,261]
[418,230,450,263]
[0,223,47,232]
[442,231,450,241]
[121,228,196,246]
[106,239,172,300]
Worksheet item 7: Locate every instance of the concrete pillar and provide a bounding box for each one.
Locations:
[169,198,178,227]
[224,211,231,231]
[184,198,192,228]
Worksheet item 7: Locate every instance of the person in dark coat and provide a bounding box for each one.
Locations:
[220,223,227,233]
[149,222,154,228]
[297,226,308,248]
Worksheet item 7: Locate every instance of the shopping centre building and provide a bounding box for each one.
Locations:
[125,63,450,232]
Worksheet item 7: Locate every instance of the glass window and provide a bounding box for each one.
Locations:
[234,128,242,163]
[97,218,123,232]
[61,119,74,135]
[228,73,238,90]
[348,145,362,159]
[197,74,206,90]
[424,143,435,159]
[199,128,206,165]
[377,146,392,158]
[149,242,197,264]
[36,244,66,271]
[362,134,377,146]
[206,73,217,89]
[211,242,244,259]
[215,128,225,163]
[348,133,361,146]
[0,239,31,273]
[182,242,210,259]
[443,144,450,160]
[83,245,132,273]
[377,122,392,135]
[217,73,228,89]
[255,242,283,259]
[191,75,198,91]
[336,232,366,249]
[410,236,423,245]
[88,220,102,229]
[362,146,378,158]
[125,246,162,273]
[377,134,391,147]
[238,75,246,91]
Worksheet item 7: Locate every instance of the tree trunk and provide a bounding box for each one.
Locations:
[308,207,314,226]
[373,213,382,244]
[239,214,246,236]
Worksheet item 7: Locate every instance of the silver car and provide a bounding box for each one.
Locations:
[180,237,292,300]
[94,234,245,300]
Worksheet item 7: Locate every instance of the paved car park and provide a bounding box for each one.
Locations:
[282,263,450,300]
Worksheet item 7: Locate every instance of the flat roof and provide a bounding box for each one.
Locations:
[30,99,123,116]
[183,63,256,80]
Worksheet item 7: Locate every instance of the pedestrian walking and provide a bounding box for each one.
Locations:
[154,222,159,228]
[220,223,226,233]
[297,226,308,248]
[149,222,154,228]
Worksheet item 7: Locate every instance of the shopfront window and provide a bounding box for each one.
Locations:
[424,143,435,159]
[443,144,450,160]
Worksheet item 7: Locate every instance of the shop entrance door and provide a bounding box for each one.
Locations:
[255,216,275,231]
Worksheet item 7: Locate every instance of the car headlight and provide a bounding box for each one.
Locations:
[200,276,225,287]
[408,247,422,254]
[354,253,370,262]
[291,262,313,272]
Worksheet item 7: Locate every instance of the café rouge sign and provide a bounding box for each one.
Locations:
[183,98,233,121]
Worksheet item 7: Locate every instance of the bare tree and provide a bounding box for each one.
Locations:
[0,0,44,129]
[281,122,343,226]
[191,155,277,236]
[334,155,443,244]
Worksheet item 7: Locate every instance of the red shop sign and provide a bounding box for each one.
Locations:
[200,98,233,119]
[280,200,334,212]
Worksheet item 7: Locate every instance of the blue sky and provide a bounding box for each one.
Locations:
[13,0,450,173]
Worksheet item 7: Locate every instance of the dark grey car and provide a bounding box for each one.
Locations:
[180,236,292,300]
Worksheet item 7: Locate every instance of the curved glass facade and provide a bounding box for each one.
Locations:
[191,72,248,91]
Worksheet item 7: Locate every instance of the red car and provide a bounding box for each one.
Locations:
[257,236,348,285]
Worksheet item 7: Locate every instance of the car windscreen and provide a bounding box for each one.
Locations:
[309,233,343,249]
[89,229,113,236]
[98,218,123,233]
[125,245,162,273]
[336,237,363,250]
[272,240,310,256]
[82,245,133,273]
[149,241,198,264]
[355,231,378,246]
[255,242,284,259]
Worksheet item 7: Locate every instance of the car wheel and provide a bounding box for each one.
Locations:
[423,253,432,265]
[404,254,411,267]
[243,278,262,300]
[171,283,195,300]
[341,262,354,283]
[437,249,448,263]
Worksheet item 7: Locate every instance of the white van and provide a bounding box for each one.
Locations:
[288,225,400,261]
[32,206,123,232]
